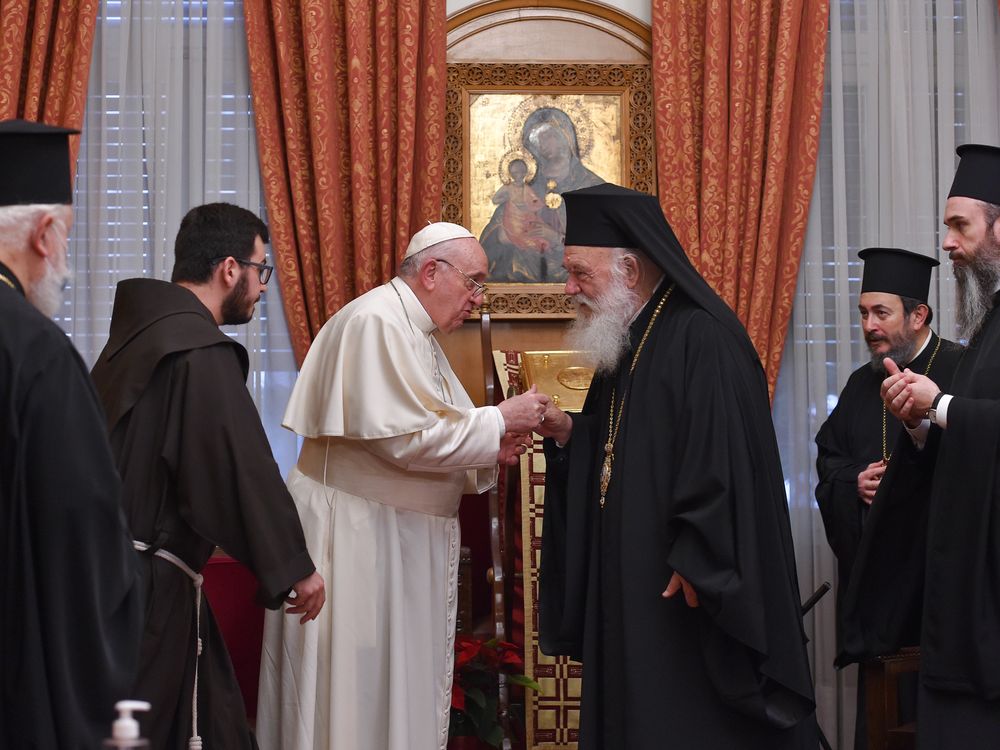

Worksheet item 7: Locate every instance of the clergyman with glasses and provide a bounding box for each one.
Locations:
[90,202,325,749]
[256,222,550,750]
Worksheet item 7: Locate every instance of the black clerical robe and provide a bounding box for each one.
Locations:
[91,278,315,750]
[540,284,817,749]
[1,263,142,749]
[816,331,962,648]
[842,297,1000,747]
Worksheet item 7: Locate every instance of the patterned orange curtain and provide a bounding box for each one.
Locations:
[653,0,828,395]
[243,0,446,365]
[0,0,99,160]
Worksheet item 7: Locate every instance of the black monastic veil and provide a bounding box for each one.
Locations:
[539,184,818,748]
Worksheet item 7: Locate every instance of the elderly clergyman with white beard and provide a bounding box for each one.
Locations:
[0,120,142,748]
[842,144,1000,748]
[533,183,818,749]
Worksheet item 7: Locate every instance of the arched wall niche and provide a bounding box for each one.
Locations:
[447,0,651,63]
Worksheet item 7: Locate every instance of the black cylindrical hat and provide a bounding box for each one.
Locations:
[948,144,1000,205]
[0,119,78,206]
[858,247,939,302]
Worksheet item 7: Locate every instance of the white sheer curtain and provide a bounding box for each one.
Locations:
[773,1,1000,746]
[62,0,298,474]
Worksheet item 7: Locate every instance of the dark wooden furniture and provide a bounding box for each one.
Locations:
[864,648,920,750]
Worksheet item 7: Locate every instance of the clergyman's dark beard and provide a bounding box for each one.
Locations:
[955,252,1000,341]
[867,332,919,373]
[221,271,254,325]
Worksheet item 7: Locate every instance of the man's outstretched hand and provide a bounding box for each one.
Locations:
[286,571,325,624]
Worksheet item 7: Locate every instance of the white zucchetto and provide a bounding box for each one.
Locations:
[403,222,475,259]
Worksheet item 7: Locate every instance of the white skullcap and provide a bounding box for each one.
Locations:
[403,222,476,259]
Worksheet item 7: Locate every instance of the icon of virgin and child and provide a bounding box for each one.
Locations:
[480,107,606,283]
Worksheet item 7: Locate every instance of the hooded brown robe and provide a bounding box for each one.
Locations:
[91,278,315,750]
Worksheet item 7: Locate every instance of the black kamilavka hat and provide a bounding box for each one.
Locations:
[0,119,78,206]
[948,144,1000,205]
[858,247,938,303]
[561,182,755,353]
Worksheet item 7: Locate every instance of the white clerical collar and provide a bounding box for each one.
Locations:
[907,328,933,363]
[389,277,437,335]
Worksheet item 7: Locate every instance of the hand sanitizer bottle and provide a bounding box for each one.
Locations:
[102,700,151,748]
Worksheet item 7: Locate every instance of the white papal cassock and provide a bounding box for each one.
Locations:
[256,278,500,750]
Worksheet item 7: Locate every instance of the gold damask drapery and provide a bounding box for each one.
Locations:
[653,0,828,394]
[0,0,99,160]
[243,0,447,364]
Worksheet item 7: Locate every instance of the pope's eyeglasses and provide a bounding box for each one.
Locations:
[434,258,487,297]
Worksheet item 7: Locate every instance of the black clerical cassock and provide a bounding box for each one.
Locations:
[816,247,962,654]
[0,120,143,749]
[841,144,1000,747]
[540,184,817,749]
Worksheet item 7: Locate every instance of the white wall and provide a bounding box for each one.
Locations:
[445,0,651,27]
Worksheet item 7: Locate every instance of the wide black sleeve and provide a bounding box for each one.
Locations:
[666,317,815,728]
[814,378,869,565]
[164,345,315,608]
[538,412,597,659]
[837,428,935,665]
[13,339,143,749]
[917,394,1000,694]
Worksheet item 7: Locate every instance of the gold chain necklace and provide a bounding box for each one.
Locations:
[881,334,942,462]
[599,283,676,509]
[0,271,16,291]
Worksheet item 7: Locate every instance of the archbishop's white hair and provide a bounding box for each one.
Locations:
[0,203,65,252]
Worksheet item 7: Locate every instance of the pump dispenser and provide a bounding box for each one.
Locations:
[102,700,151,748]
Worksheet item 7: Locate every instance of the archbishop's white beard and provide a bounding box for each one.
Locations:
[566,276,640,374]
[27,259,68,318]
[955,235,1000,341]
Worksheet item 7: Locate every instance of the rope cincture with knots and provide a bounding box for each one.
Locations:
[133,541,205,750]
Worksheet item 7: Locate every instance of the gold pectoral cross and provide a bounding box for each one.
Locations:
[599,442,613,508]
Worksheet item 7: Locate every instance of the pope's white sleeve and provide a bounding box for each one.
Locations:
[363,405,501,472]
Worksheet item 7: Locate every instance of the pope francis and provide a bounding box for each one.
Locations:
[256,223,549,750]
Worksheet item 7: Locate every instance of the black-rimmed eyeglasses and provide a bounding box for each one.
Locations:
[210,256,274,284]
[434,258,487,297]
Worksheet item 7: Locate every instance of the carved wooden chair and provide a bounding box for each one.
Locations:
[479,304,518,749]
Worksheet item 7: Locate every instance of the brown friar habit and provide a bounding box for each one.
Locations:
[1,260,142,749]
[91,278,315,750]
[841,292,1000,747]
[539,185,817,749]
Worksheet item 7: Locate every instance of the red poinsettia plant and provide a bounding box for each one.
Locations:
[449,634,541,748]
